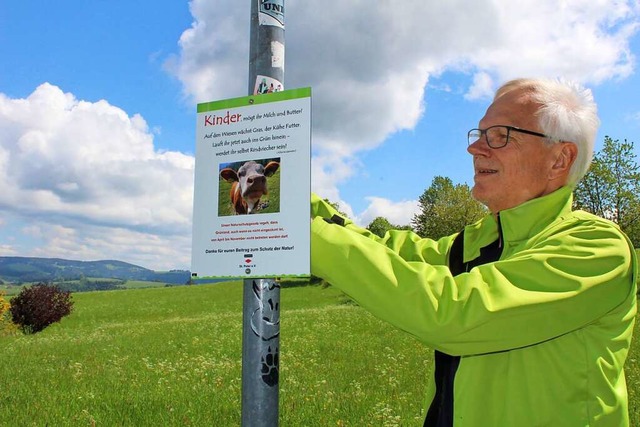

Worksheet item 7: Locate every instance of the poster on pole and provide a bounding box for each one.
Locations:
[191,88,311,280]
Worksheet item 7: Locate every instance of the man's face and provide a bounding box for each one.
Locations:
[467,88,567,213]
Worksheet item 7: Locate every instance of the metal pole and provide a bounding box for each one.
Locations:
[243,1,284,426]
[248,0,285,96]
[241,279,281,426]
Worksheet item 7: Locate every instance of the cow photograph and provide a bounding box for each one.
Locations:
[218,158,281,216]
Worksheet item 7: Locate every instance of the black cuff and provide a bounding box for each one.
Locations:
[323,214,346,226]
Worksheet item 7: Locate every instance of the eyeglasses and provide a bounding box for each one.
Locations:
[467,125,552,149]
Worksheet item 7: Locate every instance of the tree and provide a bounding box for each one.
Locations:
[10,283,74,334]
[574,137,640,246]
[366,216,413,238]
[412,176,487,239]
[323,198,349,217]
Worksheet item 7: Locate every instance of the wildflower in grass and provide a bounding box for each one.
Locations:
[0,290,17,336]
[0,291,9,323]
[0,291,8,315]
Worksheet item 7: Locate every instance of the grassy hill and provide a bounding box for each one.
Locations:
[0,282,638,426]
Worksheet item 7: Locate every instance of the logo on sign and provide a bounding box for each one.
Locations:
[260,0,284,26]
[241,253,256,269]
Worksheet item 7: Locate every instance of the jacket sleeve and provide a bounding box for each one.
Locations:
[311,192,454,266]
[310,214,637,356]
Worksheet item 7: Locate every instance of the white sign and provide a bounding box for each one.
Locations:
[191,88,311,279]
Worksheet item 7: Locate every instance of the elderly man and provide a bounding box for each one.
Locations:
[310,78,637,426]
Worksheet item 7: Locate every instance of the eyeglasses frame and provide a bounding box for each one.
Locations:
[468,125,553,149]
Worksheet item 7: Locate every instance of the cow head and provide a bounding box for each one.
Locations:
[220,160,280,214]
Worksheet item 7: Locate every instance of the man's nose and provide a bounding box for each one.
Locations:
[467,137,490,156]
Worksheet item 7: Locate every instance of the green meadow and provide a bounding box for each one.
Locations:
[0,282,638,426]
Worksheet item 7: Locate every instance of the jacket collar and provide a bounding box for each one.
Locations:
[464,186,573,261]
[498,186,574,243]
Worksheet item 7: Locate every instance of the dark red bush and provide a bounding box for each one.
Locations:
[10,283,74,334]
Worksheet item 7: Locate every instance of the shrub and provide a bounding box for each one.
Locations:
[10,283,74,334]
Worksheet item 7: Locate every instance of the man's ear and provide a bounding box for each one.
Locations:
[550,142,578,179]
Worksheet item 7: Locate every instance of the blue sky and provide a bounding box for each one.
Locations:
[1,1,639,270]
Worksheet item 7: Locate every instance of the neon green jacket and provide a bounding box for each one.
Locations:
[311,187,637,426]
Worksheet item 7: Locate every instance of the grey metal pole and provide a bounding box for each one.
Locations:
[241,279,281,426]
[248,0,285,95]
[243,1,284,426]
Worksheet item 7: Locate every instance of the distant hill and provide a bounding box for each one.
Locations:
[0,257,190,285]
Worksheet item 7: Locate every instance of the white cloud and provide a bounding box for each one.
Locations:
[22,222,191,269]
[355,197,420,228]
[165,0,249,104]
[170,0,639,218]
[0,245,17,256]
[463,1,639,87]
[0,84,194,269]
[465,72,494,101]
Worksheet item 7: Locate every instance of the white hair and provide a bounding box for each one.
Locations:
[495,78,600,186]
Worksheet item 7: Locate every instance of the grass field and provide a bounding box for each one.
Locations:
[0,283,638,426]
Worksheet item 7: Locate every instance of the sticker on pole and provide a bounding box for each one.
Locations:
[259,0,284,28]
[191,88,311,279]
[254,75,283,95]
